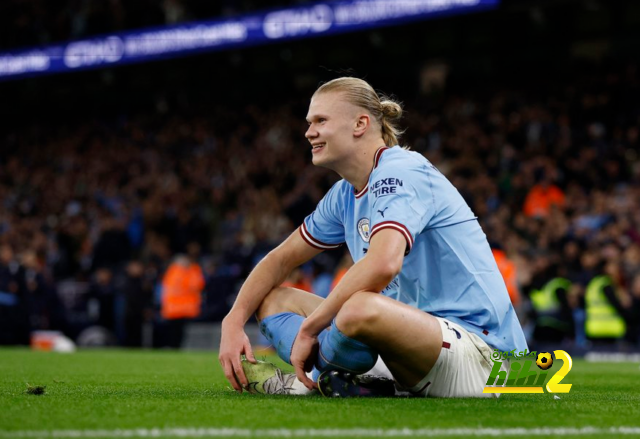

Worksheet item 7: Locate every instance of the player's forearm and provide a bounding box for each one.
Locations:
[301,254,396,335]
[224,251,290,326]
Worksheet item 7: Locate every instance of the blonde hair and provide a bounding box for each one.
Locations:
[314,77,404,147]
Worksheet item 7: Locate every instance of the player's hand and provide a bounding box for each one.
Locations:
[290,328,319,390]
[219,317,256,393]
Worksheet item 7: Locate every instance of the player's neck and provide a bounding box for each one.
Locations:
[334,143,386,192]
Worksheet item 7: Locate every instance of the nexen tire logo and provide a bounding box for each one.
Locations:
[370,178,403,198]
[64,36,124,68]
[264,5,333,39]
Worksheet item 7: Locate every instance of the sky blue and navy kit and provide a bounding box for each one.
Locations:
[299,146,528,353]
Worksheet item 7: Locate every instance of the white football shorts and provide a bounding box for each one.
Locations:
[367,316,509,398]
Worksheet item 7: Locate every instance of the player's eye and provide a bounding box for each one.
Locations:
[319,118,326,123]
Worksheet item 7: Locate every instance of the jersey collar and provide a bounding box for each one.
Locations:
[353,146,390,199]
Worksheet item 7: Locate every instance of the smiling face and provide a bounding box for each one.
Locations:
[305,91,363,169]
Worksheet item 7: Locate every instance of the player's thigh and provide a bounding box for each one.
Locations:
[337,293,443,388]
[256,286,323,321]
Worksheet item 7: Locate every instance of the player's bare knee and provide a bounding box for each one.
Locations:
[335,292,381,337]
[255,286,289,321]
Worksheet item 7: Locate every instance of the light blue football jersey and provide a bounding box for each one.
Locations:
[300,146,528,353]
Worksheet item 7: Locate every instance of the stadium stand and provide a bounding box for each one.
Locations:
[1,0,639,351]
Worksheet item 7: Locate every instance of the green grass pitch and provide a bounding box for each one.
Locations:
[0,348,639,438]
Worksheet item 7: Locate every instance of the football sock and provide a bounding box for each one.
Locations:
[316,320,379,374]
[259,312,378,376]
[259,312,323,381]
[259,312,305,364]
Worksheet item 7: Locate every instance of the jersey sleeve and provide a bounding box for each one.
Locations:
[368,163,434,254]
[300,182,345,250]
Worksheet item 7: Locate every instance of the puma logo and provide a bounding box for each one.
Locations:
[378,207,389,218]
[444,321,462,339]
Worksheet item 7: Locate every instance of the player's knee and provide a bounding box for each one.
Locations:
[335,292,382,338]
[255,286,289,321]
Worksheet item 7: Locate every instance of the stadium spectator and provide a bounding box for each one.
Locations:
[118,260,154,347]
[584,261,628,343]
[92,216,132,271]
[87,268,116,335]
[160,251,205,348]
[491,247,520,308]
[21,250,53,332]
[0,244,28,344]
[522,174,566,219]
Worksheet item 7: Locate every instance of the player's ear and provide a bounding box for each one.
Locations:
[353,114,370,138]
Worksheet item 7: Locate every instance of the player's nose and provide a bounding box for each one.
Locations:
[305,125,318,140]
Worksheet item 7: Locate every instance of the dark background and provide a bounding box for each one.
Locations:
[1,0,639,351]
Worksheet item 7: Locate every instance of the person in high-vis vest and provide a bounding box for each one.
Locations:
[584,274,626,340]
[529,277,573,343]
[161,254,205,348]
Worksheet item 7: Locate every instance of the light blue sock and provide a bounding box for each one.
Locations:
[317,319,378,374]
[259,312,378,378]
[259,312,305,365]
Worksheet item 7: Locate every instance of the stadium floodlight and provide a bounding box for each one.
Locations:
[0,0,499,82]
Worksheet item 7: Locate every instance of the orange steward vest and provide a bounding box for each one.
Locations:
[161,262,205,320]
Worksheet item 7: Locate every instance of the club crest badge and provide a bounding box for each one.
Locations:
[357,218,370,242]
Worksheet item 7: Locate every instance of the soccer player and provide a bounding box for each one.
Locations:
[218,77,527,397]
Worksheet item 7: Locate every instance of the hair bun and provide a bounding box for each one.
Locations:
[380,100,402,120]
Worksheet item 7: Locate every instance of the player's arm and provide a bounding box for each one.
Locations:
[219,228,322,392]
[290,228,406,388]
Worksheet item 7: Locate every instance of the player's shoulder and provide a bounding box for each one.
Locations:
[372,146,429,177]
[324,178,353,201]
[329,178,352,193]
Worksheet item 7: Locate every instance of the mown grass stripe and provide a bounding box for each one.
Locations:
[2,427,640,437]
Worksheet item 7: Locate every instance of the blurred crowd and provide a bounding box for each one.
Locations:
[1,64,640,350]
[0,0,310,51]
[0,102,338,347]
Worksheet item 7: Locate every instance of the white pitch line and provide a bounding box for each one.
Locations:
[2,427,640,438]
